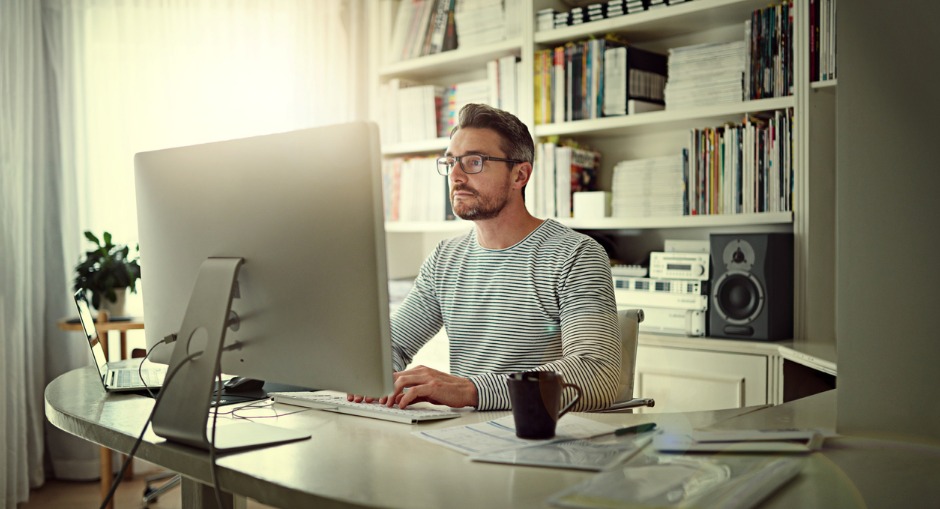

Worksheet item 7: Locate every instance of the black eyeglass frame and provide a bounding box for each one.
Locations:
[435,154,526,176]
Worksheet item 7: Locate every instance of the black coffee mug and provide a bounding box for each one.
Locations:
[507,371,583,439]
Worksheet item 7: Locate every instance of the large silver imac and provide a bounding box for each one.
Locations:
[134,122,393,450]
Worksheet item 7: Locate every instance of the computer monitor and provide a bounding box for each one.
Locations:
[134,122,393,450]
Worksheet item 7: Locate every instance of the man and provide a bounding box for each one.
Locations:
[353,103,621,411]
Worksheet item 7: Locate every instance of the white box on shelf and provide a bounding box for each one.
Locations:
[573,191,610,219]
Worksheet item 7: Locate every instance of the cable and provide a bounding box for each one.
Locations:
[98,347,199,509]
[104,337,263,509]
[137,333,177,399]
[208,367,224,509]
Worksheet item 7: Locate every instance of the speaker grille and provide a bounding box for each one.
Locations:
[713,271,764,324]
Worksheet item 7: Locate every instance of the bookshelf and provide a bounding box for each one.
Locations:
[369,0,837,349]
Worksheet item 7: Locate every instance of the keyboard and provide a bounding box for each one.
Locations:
[110,368,164,388]
[270,392,461,424]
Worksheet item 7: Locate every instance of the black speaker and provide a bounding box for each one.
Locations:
[709,233,793,341]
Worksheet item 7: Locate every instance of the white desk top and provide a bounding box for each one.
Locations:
[46,367,940,508]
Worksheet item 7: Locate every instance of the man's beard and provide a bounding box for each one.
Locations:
[451,184,511,220]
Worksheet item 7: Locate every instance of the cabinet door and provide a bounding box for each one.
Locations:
[635,345,768,413]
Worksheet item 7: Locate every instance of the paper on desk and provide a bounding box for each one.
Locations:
[471,432,654,471]
[549,452,805,509]
[413,414,616,456]
[653,429,827,453]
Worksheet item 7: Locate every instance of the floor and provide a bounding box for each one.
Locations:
[18,475,275,509]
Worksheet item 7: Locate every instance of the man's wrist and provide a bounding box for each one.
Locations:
[465,377,480,408]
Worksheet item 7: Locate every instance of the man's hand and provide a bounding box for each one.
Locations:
[389,365,478,409]
[347,365,478,409]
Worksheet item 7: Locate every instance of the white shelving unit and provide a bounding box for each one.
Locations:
[370,0,836,370]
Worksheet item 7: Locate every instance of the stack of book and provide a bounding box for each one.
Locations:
[454,0,509,47]
[610,154,688,218]
[397,84,444,143]
[541,0,701,31]
[665,40,746,110]
[746,2,794,99]
[488,55,521,116]
[537,8,556,31]
[810,0,836,82]
[602,44,667,117]
[439,79,490,136]
[387,0,457,62]
[687,110,793,216]
[379,55,517,144]
[386,0,521,63]
[533,37,667,125]
[529,141,601,219]
[382,156,453,222]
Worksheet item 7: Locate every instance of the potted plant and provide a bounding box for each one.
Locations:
[73,230,141,315]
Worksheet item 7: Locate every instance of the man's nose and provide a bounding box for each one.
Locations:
[449,165,467,184]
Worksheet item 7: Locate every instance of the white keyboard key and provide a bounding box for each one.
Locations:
[271,392,461,424]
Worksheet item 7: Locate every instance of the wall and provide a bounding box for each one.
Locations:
[836,1,940,440]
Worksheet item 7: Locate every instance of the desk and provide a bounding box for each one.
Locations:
[46,367,940,508]
[56,314,144,509]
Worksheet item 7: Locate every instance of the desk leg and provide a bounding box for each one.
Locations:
[119,331,128,362]
[181,477,241,509]
[100,448,114,509]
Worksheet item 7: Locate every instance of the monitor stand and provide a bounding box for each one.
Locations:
[150,257,310,451]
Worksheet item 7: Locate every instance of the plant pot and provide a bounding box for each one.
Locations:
[98,288,127,317]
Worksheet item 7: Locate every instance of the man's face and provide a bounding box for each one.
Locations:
[446,127,514,221]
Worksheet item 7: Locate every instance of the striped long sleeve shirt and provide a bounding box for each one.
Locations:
[390,219,621,411]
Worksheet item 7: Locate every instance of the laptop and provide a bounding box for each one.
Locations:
[74,291,166,392]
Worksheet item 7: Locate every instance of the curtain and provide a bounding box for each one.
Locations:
[1,0,66,505]
[45,0,369,267]
[3,0,368,499]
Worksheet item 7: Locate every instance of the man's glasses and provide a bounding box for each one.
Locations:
[435,154,524,176]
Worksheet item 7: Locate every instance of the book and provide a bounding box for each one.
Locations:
[628,98,665,114]
[602,43,668,117]
[497,54,519,115]
[426,0,452,55]
[553,46,566,122]
[387,0,419,63]
[555,145,600,218]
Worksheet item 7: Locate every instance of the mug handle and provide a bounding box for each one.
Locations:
[558,383,583,418]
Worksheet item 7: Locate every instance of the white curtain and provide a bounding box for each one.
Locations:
[1,0,65,505]
[45,0,369,265]
[3,0,368,500]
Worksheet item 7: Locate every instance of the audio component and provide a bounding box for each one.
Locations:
[613,276,707,295]
[615,290,708,311]
[709,233,793,341]
[664,239,710,254]
[610,264,648,277]
[625,306,706,336]
[650,252,710,280]
[614,275,708,310]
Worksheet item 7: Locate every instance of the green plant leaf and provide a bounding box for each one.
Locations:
[74,230,142,310]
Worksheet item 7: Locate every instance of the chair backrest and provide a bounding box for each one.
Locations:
[616,308,644,402]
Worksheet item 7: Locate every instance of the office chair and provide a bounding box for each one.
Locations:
[601,309,655,412]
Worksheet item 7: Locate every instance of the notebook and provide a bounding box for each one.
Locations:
[74,291,166,392]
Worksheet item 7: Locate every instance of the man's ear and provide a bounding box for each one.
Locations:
[514,162,533,189]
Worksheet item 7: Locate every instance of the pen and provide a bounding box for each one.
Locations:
[613,422,657,436]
